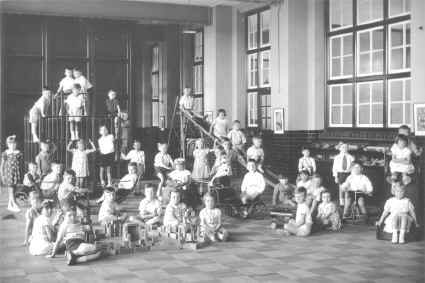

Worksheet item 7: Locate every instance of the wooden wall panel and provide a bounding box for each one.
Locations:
[5,15,42,56]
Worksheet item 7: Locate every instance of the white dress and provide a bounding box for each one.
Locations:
[389,144,415,174]
[29,215,54,256]
[71,149,90,178]
[383,197,415,233]
[192,149,210,179]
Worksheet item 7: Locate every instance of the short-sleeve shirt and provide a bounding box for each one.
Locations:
[199,208,221,228]
[98,134,115,154]
[163,202,187,226]
[57,182,76,202]
[59,77,75,93]
[384,197,414,215]
[246,146,264,162]
[118,173,138,190]
[227,129,246,146]
[138,198,162,216]
[168,169,191,190]
[296,203,312,224]
[344,174,373,194]
[125,150,145,165]
[179,95,194,110]
[154,152,173,168]
[74,76,93,93]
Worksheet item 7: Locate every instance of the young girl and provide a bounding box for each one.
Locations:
[199,193,229,242]
[66,83,84,141]
[389,134,415,185]
[163,190,188,229]
[296,170,311,189]
[306,174,325,213]
[98,187,127,226]
[23,192,41,246]
[29,200,55,256]
[28,88,52,143]
[154,142,173,200]
[191,138,211,180]
[283,187,312,237]
[298,147,316,175]
[1,135,23,213]
[121,140,145,177]
[246,136,265,173]
[209,109,229,139]
[35,140,57,177]
[23,162,41,195]
[67,139,96,188]
[98,125,115,187]
[40,163,62,199]
[316,190,342,232]
[377,184,418,244]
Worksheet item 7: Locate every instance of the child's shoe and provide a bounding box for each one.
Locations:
[399,230,406,244]
[391,231,398,244]
[66,251,77,265]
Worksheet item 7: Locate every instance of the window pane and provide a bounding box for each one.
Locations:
[389,0,411,17]
[331,106,341,124]
[404,104,411,124]
[343,57,353,76]
[372,83,383,102]
[359,54,370,74]
[342,106,352,124]
[342,85,352,104]
[391,24,403,46]
[260,51,270,86]
[405,80,411,100]
[332,58,341,77]
[248,14,257,50]
[330,0,352,30]
[359,32,370,52]
[390,22,410,71]
[358,0,383,24]
[390,80,403,101]
[248,53,258,88]
[331,37,341,57]
[390,103,403,124]
[372,51,383,73]
[373,29,383,49]
[372,104,383,124]
[331,86,341,104]
[248,92,258,126]
[358,28,383,75]
[391,48,403,69]
[343,35,352,55]
[358,105,370,124]
[260,10,270,46]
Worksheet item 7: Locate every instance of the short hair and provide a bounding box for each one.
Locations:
[203,192,215,202]
[252,135,262,141]
[217,109,226,116]
[145,183,155,190]
[65,66,73,70]
[277,174,288,180]
[28,161,37,167]
[295,187,307,195]
[99,125,109,131]
[41,199,54,210]
[247,159,257,165]
[64,169,76,178]
[133,139,141,145]
[108,89,117,95]
[351,161,363,168]
[128,162,138,169]
[233,120,241,124]
[73,83,82,90]
[299,169,310,176]
[399,125,411,132]
[395,134,408,144]
[170,188,181,196]
[301,146,310,151]
[73,67,81,72]
[311,173,322,180]
[321,189,331,196]
[157,142,168,147]
[42,86,51,92]
[104,186,115,193]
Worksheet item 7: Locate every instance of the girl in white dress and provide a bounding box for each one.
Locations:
[66,84,84,141]
[67,139,96,188]
[209,109,229,138]
[29,200,55,256]
[192,139,211,180]
[199,193,229,242]
[389,134,415,185]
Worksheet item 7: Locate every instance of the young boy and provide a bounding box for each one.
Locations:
[105,90,121,137]
[58,169,87,215]
[316,190,342,232]
[98,187,127,226]
[35,140,57,177]
[298,147,316,175]
[272,175,296,209]
[341,162,373,218]
[199,193,229,242]
[283,187,312,237]
[377,184,418,244]
[240,160,265,217]
[23,162,41,195]
[130,184,162,226]
[227,120,246,152]
[246,136,264,173]
[306,173,325,212]
[40,163,62,199]
[332,142,354,206]
[28,88,52,143]
[154,142,173,200]
[55,67,74,115]
[121,140,145,177]
[73,67,93,116]
[168,158,191,191]
[115,163,139,201]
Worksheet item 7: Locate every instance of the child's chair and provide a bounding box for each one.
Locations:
[376,220,423,242]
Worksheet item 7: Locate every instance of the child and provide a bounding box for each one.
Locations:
[58,170,87,215]
[28,88,52,142]
[40,163,62,199]
[121,140,145,177]
[389,134,415,185]
[283,187,312,237]
[130,184,162,226]
[377,184,418,244]
[209,152,231,188]
[48,207,103,265]
[227,120,246,153]
[306,174,325,213]
[316,190,342,232]
[272,175,296,209]
[209,109,229,139]
[163,190,188,229]
[23,191,41,246]
[119,111,131,152]
[179,87,198,116]
[296,170,311,189]
[169,158,192,191]
[73,67,93,116]
[246,136,264,173]
[28,200,55,256]
[240,160,265,217]
[65,83,84,141]
[341,162,373,218]
[23,162,41,195]
[1,135,23,212]
[115,163,139,201]
[154,142,173,200]
[98,187,127,225]
[105,90,121,137]
[398,125,422,157]
[98,125,115,187]
[222,138,237,176]
[199,193,229,242]
[55,67,74,115]
[35,139,57,177]
[298,147,316,175]
[332,142,354,206]
[67,139,96,188]
[191,138,211,180]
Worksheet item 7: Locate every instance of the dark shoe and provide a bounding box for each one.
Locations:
[66,251,77,266]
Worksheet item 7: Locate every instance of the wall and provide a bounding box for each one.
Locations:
[0,10,3,146]
[411,0,425,105]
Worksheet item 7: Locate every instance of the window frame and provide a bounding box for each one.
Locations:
[329,33,353,79]
[388,21,411,73]
[325,0,411,129]
[388,77,411,127]
[192,29,204,114]
[357,0,384,26]
[329,83,354,127]
[356,80,384,128]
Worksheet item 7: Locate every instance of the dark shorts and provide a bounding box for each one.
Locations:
[65,238,84,252]
[98,152,114,167]
[347,191,368,200]
[155,166,171,177]
[337,172,350,185]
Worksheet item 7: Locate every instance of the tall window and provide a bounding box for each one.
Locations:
[327,0,411,128]
[246,9,271,129]
[193,30,204,114]
[151,44,162,127]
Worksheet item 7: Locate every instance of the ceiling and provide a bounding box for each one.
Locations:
[127,0,272,8]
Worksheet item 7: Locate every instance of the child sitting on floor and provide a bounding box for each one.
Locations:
[23,191,41,246]
[296,170,311,189]
[154,142,173,200]
[98,187,127,226]
[341,162,373,218]
[40,163,62,199]
[306,173,325,213]
[130,184,162,226]
[163,190,189,230]
[283,187,312,237]
[298,147,316,175]
[199,193,229,243]
[29,200,55,256]
[240,160,266,218]
[389,134,415,185]
[377,184,418,244]
[316,190,342,232]
[246,136,264,173]
[272,175,296,209]
[23,162,41,195]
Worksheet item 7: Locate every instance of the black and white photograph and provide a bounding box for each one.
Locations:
[0,0,424,282]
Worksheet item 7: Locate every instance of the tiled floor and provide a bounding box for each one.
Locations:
[0,193,423,283]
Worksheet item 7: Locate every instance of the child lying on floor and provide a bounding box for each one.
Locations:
[283,187,312,237]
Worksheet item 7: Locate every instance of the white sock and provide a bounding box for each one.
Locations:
[392,231,398,243]
[399,230,406,243]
